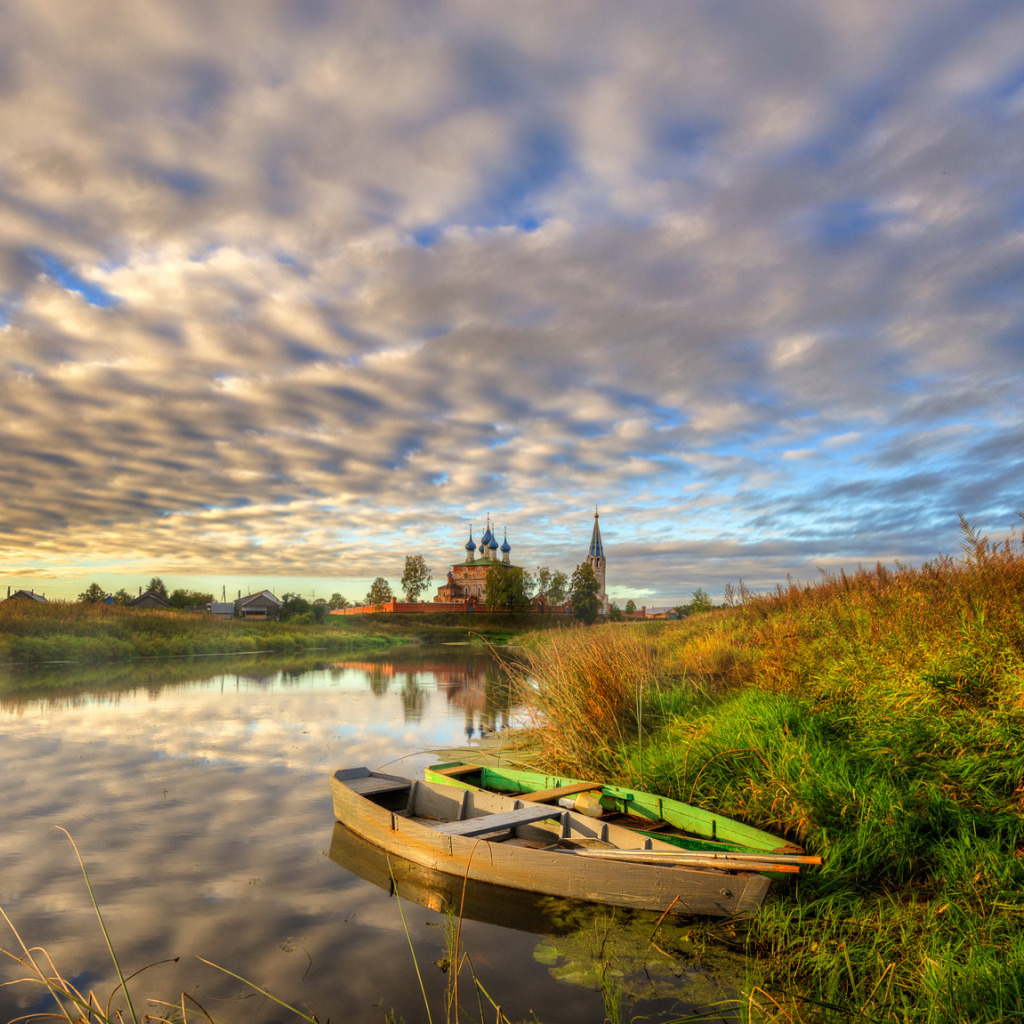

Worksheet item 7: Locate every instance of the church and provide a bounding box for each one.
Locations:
[433,517,515,605]
[433,510,608,613]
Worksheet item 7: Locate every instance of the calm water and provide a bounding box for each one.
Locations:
[0,647,744,1023]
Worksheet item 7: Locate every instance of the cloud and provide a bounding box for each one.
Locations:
[2,1,1024,602]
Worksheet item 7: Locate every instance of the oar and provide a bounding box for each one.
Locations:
[569,847,823,864]
[555,848,803,873]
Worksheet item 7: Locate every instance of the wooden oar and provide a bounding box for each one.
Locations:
[555,848,802,873]
[569,847,821,865]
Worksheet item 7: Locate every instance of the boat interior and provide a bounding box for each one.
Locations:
[339,769,664,852]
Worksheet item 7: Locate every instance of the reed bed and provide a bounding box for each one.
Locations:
[517,517,1024,1023]
[513,625,658,779]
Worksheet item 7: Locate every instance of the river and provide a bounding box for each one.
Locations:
[0,647,744,1023]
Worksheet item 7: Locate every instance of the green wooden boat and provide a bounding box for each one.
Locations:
[425,760,803,858]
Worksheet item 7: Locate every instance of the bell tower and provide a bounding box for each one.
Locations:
[586,509,607,611]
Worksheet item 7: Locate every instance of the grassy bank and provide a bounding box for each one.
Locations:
[516,519,1024,1022]
[0,602,558,668]
[0,601,403,665]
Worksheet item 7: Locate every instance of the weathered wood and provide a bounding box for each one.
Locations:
[519,782,599,803]
[330,768,775,918]
[435,803,559,836]
[345,775,412,797]
[431,763,482,778]
[425,761,804,858]
[573,848,822,867]
[559,848,801,874]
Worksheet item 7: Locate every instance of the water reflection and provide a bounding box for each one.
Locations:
[0,646,744,1024]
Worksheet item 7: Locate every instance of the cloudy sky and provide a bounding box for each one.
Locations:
[2,1,1023,605]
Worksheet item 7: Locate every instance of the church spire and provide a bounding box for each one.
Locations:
[588,508,604,560]
[585,508,607,613]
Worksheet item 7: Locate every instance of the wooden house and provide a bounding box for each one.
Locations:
[5,588,48,602]
[237,590,281,621]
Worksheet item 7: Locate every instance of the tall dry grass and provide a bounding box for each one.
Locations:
[512,626,657,779]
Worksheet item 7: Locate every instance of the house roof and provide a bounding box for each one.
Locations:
[129,590,171,607]
[6,589,47,602]
[239,590,280,606]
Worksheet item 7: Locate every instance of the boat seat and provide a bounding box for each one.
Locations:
[520,782,600,803]
[434,804,559,837]
[345,776,412,798]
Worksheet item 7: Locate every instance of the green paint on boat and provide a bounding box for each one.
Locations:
[425,761,801,857]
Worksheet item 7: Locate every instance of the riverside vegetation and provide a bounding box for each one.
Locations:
[0,601,554,671]
[516,515,1024,1023]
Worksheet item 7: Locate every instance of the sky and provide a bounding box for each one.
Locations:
[2,0,1023,607]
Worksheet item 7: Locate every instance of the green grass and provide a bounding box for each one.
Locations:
[0,602,562,668]
[513,516,1024,1023]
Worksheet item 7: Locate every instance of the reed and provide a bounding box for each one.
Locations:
[512,626,658,779]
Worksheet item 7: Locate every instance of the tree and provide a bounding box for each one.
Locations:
[535,566,569,606]
[624,599,636,615]
[484,564,533,616]
[568,563,601,625]
[77,582,107,604]
[609,603,624,622]
[364,577,394,607]
[400,554,432,602]
[146,577,168,599]
[168,589,213,609]
[280,592,312,619]
[328,593,351,610]
[112,588,133,606]
[689,587,714,614]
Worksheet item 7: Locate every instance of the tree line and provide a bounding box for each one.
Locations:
[358,556,607,624]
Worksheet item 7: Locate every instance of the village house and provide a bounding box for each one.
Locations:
[237,590,282,621]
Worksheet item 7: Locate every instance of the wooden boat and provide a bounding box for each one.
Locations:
[425,761,803,857]
[330,767,812,918]
[328,821,578,935]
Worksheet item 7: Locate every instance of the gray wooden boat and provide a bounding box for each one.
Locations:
[331,767,780,918]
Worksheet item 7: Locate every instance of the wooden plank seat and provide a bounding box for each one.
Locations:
[519,782,600,803]
[431,764,482,778]
[434,804,560,837]
[345,776,412,798]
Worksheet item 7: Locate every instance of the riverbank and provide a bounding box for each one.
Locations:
[515,522,1024,1022]
[0,601,555,669]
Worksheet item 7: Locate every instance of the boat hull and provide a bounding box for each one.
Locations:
[331,768,771,918]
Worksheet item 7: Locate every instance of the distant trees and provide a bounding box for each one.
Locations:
[77,582,107,604]
[168,589,213,609]
[146,577,168,599]
[364,577,394,607]
[535,566,569,606]
[568,563,601,625]
[112,589,133,606]
[400,555,432,602]
[328,593,351,610]
[484,564,534,616]
[675,588,716,618]
[624,598,636,615]
[280,593,312,619]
